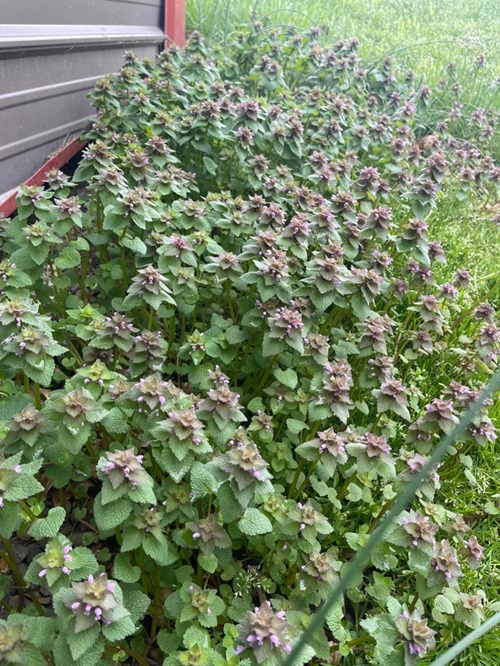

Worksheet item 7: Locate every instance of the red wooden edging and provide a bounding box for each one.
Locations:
[165,0,186,48]
[0,137,88,219]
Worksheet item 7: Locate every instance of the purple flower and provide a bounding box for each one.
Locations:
[395,609,436,656]
[97,448,148,490]
[235,601,292,663]
[63,574,122,633]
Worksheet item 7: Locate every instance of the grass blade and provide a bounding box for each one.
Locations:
[429,611,500,666]
[284,371,500,665]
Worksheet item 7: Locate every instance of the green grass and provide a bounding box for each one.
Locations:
[411,201,500,665]
[187,0,500,111]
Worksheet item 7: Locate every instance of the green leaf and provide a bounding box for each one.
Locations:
[179,605,197,623]
[101,407,129,434]
[142,533,177,566]
[122,587,150,623]
[408,548,431,576]
[325,600,350,642]
[70,238,89,251]
[286,419,309,435]
[366,573,394,607]
[23,357,55,386]
[308,403,332,422]
[0,504,20,538]
[102,615,136,641]
[190,462,218,498]
[45,464,73,489]
[5,475,44,501]
[199,553,218,573]
[0,394,32,421]
[412,199,432,219]
[157,630,181,655]
[238,508,272,536]
[225,325,247,344]
[164,590,184,619]
[113,553,141,583]
[217,483,244,523]
[274,368,298,389]
[55,246,81,269]
[129,482,157,505]
[56,423,92,455]
[69,625,100,661]
[29,243,50,265]
[433,594,455,617]
[21,616,57,651]
[23,643,50,666]
[345,483,363,503]
[122,236,147,255]
[203,156,218,175]
[53,633,105,666]
[29,507,66,540]
[121,526,143,552]
[262,335,285,357]
[183,625,210,649]
[69,547,98,579]
[93,494,133,532]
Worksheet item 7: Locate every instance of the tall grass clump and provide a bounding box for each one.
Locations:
[0,23,499,666]
[187,0,500,153]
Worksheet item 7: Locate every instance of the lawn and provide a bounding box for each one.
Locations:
[187,0,500,78]
[187,0,500,128]
[1,6,500,665]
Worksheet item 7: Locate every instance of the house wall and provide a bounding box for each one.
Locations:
[0,0,166,199]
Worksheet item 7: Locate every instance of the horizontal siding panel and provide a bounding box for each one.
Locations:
[0,76,102,111]
[0,42,157,193]
[0,43,158,95]
[0,0,170,199]
[1,97,92,161]
[1,118,90,163]
[1,0,163,27]
[0,24,164,55]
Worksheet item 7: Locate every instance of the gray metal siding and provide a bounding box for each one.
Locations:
[0,1,165,198]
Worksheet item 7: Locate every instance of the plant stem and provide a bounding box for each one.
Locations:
[293,459,319,499]
[179,313,186,346]
[1,539,45,616]
[367,496,397,533]
[370,412,383,433]
[86,441,98,465]
[107,647,149,666]
[337,474,355,501]
[346,634,370,648]
[288,458,305,499]
[225,281,236,320]
[247,355,275,401]
[18,500,38,522]
[168,315,176,344]
[33,382,41,409]
[147,305,155,331]
[120,242,129,288]
[62,334,84,366]
[147,566,161,648]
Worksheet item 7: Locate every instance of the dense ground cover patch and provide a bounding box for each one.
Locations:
[0,24,499,666]
[188,0,500,155]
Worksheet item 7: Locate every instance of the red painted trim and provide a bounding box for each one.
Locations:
[0,137,88,219]
[165,0,186,48]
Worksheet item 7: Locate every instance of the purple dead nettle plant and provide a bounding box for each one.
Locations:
[0,20,498,666]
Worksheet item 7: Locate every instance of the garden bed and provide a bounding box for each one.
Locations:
[0,23,499,666]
